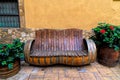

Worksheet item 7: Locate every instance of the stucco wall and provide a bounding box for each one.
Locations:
[24,0,120,30]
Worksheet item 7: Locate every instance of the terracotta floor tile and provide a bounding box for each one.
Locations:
[44,77,58,80]
[1,62,119,80]
[58,78,73,80]
[44,73,58,78]
[79,72,96,80]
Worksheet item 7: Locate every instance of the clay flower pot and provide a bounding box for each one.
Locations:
[0,59,20,79]
[97,47,119,67]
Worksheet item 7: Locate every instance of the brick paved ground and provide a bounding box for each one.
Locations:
[1,61,120,80]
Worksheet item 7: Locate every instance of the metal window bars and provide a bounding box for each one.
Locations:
[0,0,20,28]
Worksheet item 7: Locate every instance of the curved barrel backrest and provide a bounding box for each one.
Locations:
[32,29,84,51]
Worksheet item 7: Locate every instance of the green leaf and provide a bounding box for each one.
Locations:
[2,61,7,66]
[0,50,3,53]
[5,51,9,56]
[7,44,13,48]
[20,53,24,59]
[15,54,19,57]
[114,45,119,51]
[8,63,13,70]
[109,44,113,47]
[7,57,14,62]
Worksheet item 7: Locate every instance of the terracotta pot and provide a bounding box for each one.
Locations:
[0,59,20,79]
[97,47,119,67]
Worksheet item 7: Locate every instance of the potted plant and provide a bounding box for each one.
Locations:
[0,39,24,79]
[91,23,120,67]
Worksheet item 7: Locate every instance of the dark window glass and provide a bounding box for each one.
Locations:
[0,0,20,28]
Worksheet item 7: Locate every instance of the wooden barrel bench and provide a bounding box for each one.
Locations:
[24,29,96,66]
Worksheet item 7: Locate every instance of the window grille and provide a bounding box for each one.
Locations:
[0,0,20,28]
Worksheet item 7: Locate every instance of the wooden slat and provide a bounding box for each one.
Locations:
[30,50,87,57]
[62,30,65,51]
[56,31,59,51]
[75,51,81,56]
[67,51,71,56]
[53,30,56,51]
[81,50,87,56]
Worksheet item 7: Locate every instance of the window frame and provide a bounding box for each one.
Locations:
[0,0,25,28]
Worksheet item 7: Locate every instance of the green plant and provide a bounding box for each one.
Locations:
[90,23,120,51]
[0,39,24,69]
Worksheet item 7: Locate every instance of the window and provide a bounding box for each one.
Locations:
[0,0,20,28]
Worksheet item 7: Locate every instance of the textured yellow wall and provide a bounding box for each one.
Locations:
[24,0,120,30]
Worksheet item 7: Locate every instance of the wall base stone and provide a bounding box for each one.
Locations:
[0,28,93,44]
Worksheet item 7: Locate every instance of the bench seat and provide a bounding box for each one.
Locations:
[30,50,87,57]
